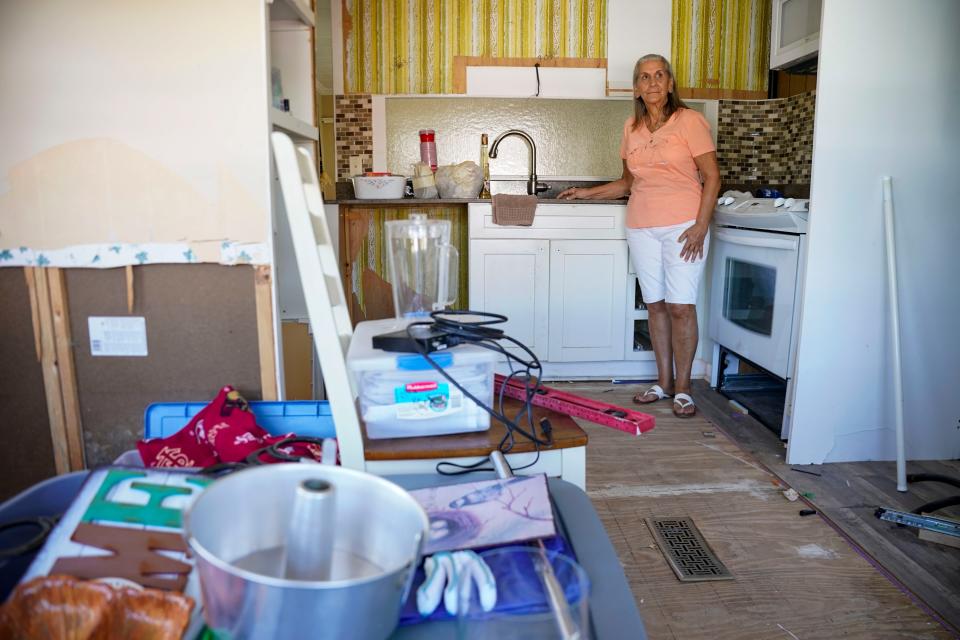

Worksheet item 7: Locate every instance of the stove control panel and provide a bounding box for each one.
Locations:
[713,196,811,234]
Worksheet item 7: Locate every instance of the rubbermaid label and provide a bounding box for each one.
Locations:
[394,382,463,419]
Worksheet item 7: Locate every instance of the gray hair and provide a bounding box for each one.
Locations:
[632,54,687,130]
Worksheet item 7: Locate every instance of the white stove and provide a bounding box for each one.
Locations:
[714,197,810,234]
[709,195,811,439]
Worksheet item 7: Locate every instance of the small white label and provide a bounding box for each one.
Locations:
[88,316,148,356]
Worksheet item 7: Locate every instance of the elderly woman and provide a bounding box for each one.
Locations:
[559,54,719,418]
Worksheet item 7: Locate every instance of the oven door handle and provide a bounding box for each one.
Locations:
[714,230,799,251]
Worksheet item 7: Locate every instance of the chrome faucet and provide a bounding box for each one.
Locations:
[488,130,549,196]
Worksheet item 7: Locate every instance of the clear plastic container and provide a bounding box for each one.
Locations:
[346,319,496,439]
[457,546,591,639]
[385,213,457,318]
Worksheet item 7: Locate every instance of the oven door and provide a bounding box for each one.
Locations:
[709,227,800,379]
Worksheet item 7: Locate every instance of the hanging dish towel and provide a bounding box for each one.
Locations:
[492,194,537,226]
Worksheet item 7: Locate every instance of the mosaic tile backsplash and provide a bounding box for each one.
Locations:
[335,94,372,179]
[334,92,815,185]
[717,92,815,184]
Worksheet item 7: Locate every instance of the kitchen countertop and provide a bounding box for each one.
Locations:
[334,180,628,206]
[336,196,630,205]
[332,180,812,206]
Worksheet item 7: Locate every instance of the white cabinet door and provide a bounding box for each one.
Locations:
[469,239,550,361]
[548,240,627,362]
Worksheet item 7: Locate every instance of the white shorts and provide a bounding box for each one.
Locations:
[626,221,709,305]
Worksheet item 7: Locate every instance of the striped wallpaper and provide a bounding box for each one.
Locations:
[343,0,607,94]
[671,0,771,97]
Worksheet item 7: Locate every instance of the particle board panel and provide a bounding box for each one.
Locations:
[65,265,262,466]
[693,379,960,633]
[563,381,954,640]
[0,269,57,501]
[281,320,313,400]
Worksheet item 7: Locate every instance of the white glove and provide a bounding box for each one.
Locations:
[416,550,497,617]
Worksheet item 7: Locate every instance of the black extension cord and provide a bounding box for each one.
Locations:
[403,310,554,476]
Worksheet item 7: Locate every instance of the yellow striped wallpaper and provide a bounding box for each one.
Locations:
[343,0,607,94]
[671,0,771,97]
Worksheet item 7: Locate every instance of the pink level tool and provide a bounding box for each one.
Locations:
[494,374,656,436]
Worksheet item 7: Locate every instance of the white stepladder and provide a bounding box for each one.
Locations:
[271,132,365,471]
[270,132,587,487]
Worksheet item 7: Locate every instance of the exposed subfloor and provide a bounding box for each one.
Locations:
[560,380,958,640]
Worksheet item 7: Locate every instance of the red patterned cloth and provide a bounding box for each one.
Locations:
[137,386,327,468]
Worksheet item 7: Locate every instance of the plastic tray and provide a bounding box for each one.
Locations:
[143,400,335,440]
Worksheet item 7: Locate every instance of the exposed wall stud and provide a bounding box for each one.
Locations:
[48,268,86,470]
[255,265,279,401]
[126,265,135,313]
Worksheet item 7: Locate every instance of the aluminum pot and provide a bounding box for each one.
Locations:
[182,464,429,640]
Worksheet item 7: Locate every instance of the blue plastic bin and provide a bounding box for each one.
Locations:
[143,400,336,440]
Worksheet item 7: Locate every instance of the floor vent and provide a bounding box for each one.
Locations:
[646,517,734,582]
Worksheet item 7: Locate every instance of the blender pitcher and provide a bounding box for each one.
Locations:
[384,213,459,318]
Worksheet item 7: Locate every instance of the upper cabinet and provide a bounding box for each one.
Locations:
[770,0,821,70]
[269,0,318,142]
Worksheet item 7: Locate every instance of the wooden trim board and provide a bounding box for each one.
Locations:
[678,87,767,100]
[125,265,135,313]
[48,268,85,470]
[255,265,279,401]
[453,55,607,94]
[30,267,86,473]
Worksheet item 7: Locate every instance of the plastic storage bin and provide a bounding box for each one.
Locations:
[144,400,336,439]
[347,319,497,439]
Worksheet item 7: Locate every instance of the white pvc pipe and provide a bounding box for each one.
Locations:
[882,176,907,492]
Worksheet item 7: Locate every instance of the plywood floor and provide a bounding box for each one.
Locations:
[692,379,960,635]
[559,381,955,640]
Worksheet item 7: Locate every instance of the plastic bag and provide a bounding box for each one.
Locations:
[412,162,439,199]
[436,162,483,199]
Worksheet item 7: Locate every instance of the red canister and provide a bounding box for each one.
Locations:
[419,129,438,172]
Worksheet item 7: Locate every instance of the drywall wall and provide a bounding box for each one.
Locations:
[787,0,960,463]
[0,0,271,257]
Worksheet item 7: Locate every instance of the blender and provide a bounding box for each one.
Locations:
[370,213,459,353]
[385,212,458,318]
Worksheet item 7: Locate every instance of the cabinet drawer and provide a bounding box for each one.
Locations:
[468,203,626,240]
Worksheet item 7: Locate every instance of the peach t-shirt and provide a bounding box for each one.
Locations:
[619,108,715,228]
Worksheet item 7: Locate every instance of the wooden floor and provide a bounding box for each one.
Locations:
[558,381,957,640]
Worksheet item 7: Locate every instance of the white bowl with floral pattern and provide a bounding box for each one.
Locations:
[352,175,407,199]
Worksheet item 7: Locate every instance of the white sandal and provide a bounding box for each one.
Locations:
[673,393,696,418]
[634,384,672,405]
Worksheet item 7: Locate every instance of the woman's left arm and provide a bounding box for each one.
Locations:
[678,151,721,262]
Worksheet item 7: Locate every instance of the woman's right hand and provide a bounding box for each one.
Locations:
[559,187,586,200]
